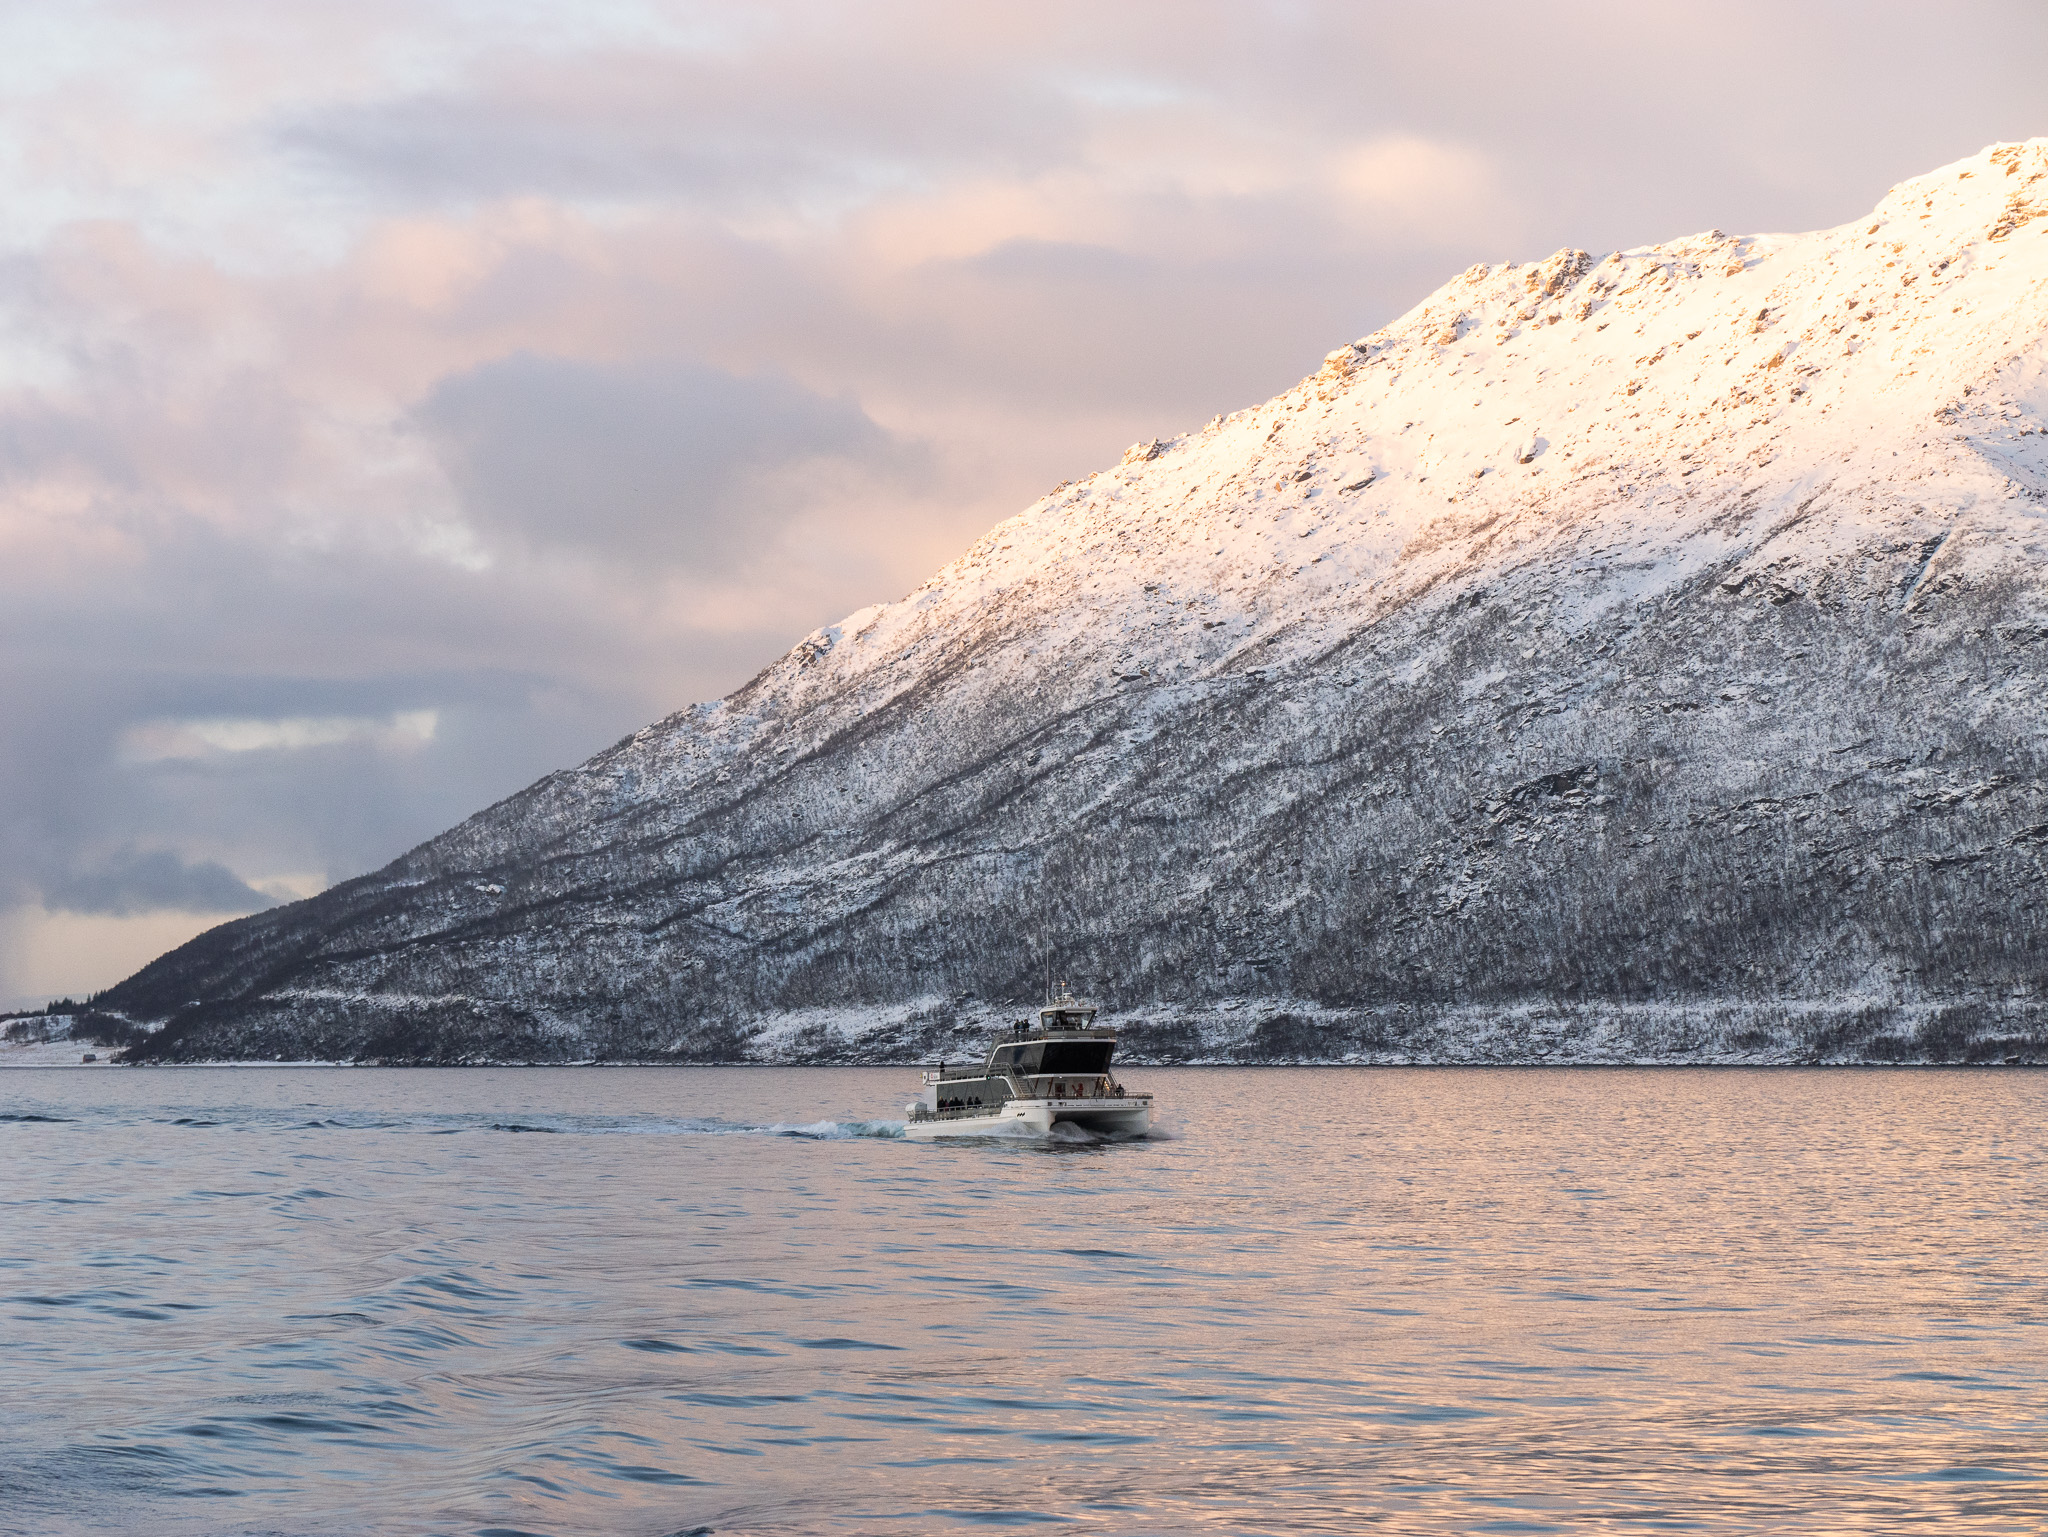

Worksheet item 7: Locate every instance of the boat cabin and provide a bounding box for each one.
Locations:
[917,997,1133,1118]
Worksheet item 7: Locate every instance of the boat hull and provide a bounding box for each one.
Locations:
[903,1095,1152,1141]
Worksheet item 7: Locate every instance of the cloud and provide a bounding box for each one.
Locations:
[417,354,919,566]
[269,27,1085,210]
[120,710,440,762]
[1331,136,1504,245]
[42,848,273,918]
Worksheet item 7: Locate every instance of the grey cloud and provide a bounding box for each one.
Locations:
[277,94,785,205]
[274,37,1079,206]
[0,395,131,488]
[0,495,812,1001]
[418,353,918,566]
[42,848,274,918]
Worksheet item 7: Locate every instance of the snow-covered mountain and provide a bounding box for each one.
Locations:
[112,141,2048,1065]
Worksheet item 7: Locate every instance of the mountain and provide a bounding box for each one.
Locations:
[110,141,2048,1066]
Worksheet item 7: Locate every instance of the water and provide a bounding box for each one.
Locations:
[2,1067,2044,1535]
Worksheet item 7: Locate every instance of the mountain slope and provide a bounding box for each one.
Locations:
[113,141,2048,1065]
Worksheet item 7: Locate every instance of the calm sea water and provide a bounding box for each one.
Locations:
[2,1066,2044,1535]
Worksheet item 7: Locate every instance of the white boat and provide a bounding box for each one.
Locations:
[902,989,1153,1140]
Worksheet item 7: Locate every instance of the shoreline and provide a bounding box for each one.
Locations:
[8,1054,2040,1070]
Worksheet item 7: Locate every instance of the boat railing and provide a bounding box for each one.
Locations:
[923,1082,1153,1117]
[1004,1075,1148,1100]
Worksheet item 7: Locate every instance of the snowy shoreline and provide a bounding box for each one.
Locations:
[17,994,2038,1067]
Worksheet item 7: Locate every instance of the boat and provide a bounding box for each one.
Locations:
[902,986,1153,1140]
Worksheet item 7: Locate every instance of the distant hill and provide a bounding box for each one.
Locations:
[108,141,2048,1065]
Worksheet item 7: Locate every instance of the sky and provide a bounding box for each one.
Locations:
[1,0,2042,1005]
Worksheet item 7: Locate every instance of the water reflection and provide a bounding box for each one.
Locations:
[1,1066,2043,1533]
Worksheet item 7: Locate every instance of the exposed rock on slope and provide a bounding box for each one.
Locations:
[113,142,2048,1065]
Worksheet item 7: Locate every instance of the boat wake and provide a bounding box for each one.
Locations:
[758,1118,905,1140]
[0,1105,909,1139]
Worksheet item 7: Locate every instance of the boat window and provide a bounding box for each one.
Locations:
[1036,1041,1113,1075]
[934,1076,1008,1110]
[987,1041,1114,1076]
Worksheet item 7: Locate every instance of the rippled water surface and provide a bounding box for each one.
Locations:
[3,1067,2045,1535]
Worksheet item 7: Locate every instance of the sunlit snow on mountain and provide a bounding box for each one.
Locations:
[97,141,2048,1066]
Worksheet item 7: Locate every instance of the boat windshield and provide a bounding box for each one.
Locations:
[990,1040,1114,1076]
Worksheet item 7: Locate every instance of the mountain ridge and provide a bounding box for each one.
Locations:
[105,140,2048,1065]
